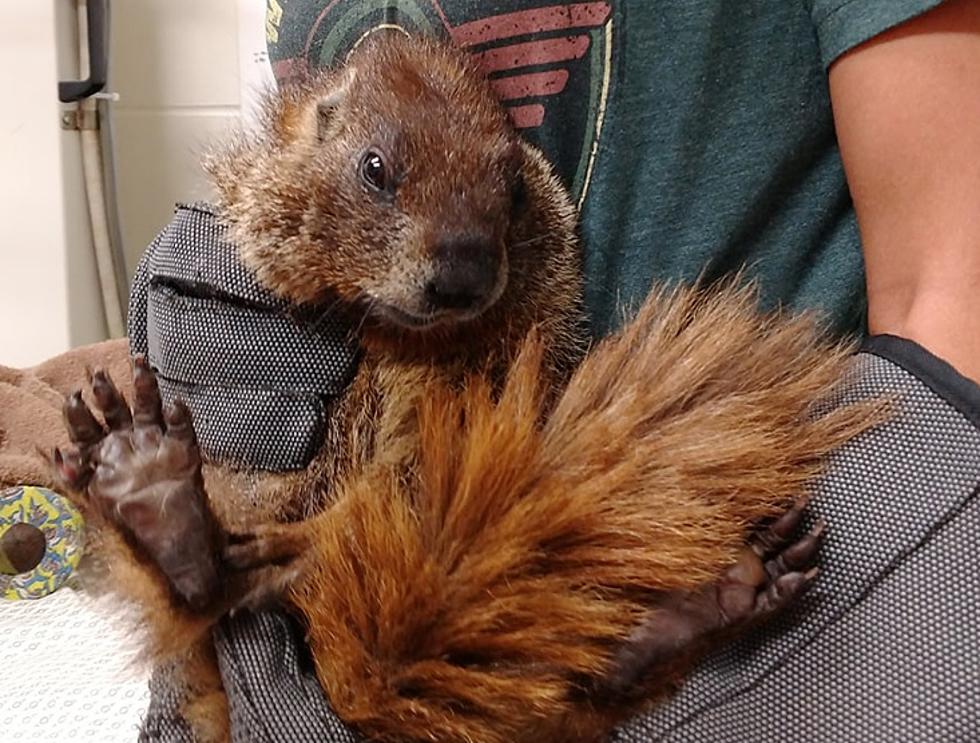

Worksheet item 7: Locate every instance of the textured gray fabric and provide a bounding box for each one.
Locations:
[216,612,361,743]
[137,612,362,743]
[127,202,360,471]
[615,347,980,742]
[139,664,195,743]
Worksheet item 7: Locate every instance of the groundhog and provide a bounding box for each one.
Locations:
[52,33,878,743]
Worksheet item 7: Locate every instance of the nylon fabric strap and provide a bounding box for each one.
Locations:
[617,336,980,742]
[127,202,360,471]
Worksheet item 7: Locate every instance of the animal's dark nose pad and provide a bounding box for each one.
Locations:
[425,275,485,311]
[426,233,499,312]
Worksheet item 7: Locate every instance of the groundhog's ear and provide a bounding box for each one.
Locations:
[314,68,356,142]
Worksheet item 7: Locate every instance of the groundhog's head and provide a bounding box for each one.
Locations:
[210,33,534,334]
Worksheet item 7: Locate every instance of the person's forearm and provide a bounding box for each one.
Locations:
[828,0,980,383]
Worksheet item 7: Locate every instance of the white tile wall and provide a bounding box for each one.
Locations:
[111,0,241,110]
[0,0,267,360]
[0,0,108,366]
[110,0,249,279]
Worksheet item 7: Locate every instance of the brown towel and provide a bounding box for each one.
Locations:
[0,338,133,490]
[0,339,286,534]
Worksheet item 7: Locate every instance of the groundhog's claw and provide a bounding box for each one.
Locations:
[229,563,308,614]
[224,523,310,571]
[714,498,825,622]
[131,355,165,427]
[217,525,311,613]
[57,389,105,493]
[91,368,134,430]
[751,494,810,558]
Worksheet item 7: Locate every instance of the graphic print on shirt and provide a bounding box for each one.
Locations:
[266,0,617,206]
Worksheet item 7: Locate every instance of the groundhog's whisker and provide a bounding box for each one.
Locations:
[312,294,349,325]
[509,235,550,250]
[353,297,379,336]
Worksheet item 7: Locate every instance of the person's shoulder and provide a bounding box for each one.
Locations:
[806,0,947,69]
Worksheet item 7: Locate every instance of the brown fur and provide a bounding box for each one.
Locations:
[286,282,876,743]
[64,33,881,743]
[201,35,584,527]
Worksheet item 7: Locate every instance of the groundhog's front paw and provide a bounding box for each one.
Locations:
[598,497,823,700]
[222,523,311,611]
[711,496,824,625]
[52,357,223,611]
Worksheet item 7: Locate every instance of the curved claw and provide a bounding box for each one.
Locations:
[754,567,819,615]
[63,390,105,453]
[229,564,306,614]
[163,399,197,443]
[751,495,809,557]
[132,355,164,430]
[91,369,133,432]
[222,524,309,571]
[764,520,826,579]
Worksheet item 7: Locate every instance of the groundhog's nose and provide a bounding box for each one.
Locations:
[426,233,500,312]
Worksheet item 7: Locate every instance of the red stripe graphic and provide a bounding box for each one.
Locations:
[450,2,612,47]
[491,70,569,100]
[287,2,613,134]
[506,104,546,129]
[475,35,591,74]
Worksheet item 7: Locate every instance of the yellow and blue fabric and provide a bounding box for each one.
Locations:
[0,485,85,600]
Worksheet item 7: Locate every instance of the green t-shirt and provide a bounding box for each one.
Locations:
[266,0,945,338]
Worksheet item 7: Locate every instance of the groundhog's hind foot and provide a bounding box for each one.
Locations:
[52,356,224,612]
[598,498,823,701]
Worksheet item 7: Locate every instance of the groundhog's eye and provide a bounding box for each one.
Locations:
[359,150,387,192]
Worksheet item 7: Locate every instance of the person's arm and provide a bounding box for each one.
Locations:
[828,0,980,383]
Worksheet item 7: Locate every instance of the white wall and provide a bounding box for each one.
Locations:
[0,0,266,366]
[0,0,106,367]
[111,0,246,276]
